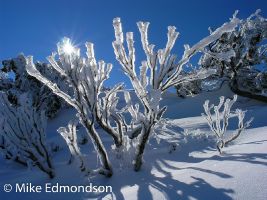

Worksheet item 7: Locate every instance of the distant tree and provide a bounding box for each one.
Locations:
[198,10,267,101]
[1,55,66,118]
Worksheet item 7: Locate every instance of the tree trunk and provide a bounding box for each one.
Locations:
[230,78,267,103]
[96,116,122,147]
[134,125,153,171]
[84,120,113,177]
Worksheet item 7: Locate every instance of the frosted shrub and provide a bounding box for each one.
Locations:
[112,13,240,170]
[26,38,124,177]
[202,95,253,153]
[0,92,54,178]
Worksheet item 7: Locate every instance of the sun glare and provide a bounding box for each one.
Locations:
[62,38,75,55]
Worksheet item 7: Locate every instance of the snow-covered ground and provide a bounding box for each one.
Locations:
[0,85,266,200]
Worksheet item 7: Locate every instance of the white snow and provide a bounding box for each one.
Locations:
[0,84,267,200]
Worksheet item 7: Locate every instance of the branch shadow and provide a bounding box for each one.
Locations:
[87,158,234,200]
[236,139,267,146]
[86,155,235,200]
[84,137,267,200]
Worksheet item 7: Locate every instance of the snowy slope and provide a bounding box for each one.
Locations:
[0,85,267,200]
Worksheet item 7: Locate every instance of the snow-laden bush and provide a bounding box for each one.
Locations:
[112,13,240,170]
[0,92,54,178]
[202,95,253,153]
[26,38,123,177]
[0,135,28,166]
[57,119,90,175]
[25,12,241,175]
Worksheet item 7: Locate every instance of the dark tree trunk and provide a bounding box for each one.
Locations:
[134,124,153,171]
[84,120,113,177]
[230,78,267,103]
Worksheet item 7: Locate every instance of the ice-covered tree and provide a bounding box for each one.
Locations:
[202,95,253,154]
[0,92,54,178]
[199,10,267,101]
[112,13,241,170]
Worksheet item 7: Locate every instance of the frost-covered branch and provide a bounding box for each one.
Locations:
[26,56,78,110]
[163,15,240,90]
[202,95,253,153]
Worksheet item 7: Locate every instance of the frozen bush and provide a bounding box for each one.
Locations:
[202,95,253,153]
[25,11,242,174]
[26,38,122,177]
[112,12,240,170]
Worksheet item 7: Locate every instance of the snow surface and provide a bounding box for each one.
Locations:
[0,85,266,200]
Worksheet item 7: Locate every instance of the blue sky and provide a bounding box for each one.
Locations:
[0,0,267,86]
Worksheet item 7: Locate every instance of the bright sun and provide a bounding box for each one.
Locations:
[62,38,75,55]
